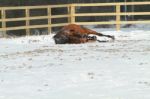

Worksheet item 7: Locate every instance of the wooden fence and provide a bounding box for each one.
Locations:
[0,1,150,37]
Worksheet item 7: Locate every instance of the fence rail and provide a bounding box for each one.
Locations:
[0,1,150,37]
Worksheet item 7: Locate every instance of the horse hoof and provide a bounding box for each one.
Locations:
[112,36,115,40]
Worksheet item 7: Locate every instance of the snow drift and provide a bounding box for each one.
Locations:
[0,27,150,99]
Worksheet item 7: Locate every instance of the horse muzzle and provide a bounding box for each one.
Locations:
[53,35,69,44]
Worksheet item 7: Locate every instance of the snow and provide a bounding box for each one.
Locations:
[0,27,150,99]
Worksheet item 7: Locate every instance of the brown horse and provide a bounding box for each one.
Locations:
[53,24,115,44]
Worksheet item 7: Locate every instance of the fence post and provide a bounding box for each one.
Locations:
[25,8,30,35]
[70,4,75,24]
[116,4,121,31]
[1,9,7,37]
[47,6,51,34]
[67,5,71,23]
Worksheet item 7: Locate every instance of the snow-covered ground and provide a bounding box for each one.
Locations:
[0,27,150,99]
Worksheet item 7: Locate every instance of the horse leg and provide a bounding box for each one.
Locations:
[89,32,115,40]
[87,36,97,40]
[82,26,115,40]
[99,33,115,40]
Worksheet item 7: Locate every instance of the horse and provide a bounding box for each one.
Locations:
[53,24,115,44]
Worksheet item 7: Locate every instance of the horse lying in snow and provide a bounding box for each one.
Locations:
[53,24,115,44]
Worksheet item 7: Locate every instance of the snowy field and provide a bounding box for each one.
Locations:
[0,27,150,99]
